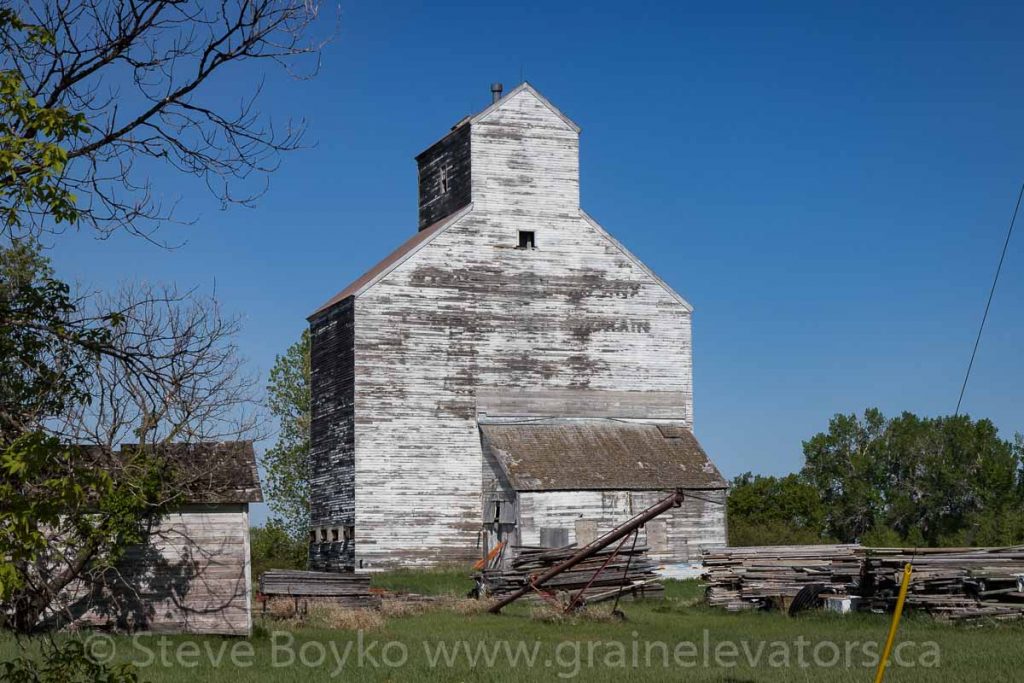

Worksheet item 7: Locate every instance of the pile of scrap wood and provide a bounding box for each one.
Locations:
[478,544,663,604]
[702,544,1024,621]
[701,545,865,611]
[864,547,1024,622]
[259,570,381,610]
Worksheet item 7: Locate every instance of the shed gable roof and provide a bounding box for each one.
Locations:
[480,419,725,491]
[147,441,264,504]
[81,441,264,504]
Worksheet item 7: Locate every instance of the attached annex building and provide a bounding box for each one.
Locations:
[308,83,727,571]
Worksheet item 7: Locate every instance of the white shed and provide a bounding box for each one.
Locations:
[59,442,262,636]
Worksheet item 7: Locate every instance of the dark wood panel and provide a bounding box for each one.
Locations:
[309,297,356,570]
[417,123,472,230]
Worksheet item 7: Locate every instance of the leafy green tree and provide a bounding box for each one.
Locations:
[728,410,1023,548]
[1,237,260,633]
[801,409,1024,546]
[0,14,163,631]
[251,520,308,579]
[727,472,831,546]
[263,330,311,541]
[0,435,166,632]
[800,409,888,542]
[0,238,175,632]
[0,239,100,441]
[0,9,87,230]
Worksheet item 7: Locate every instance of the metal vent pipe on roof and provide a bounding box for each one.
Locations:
[490,82,503,103]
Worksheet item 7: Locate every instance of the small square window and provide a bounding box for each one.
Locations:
[331,528,340,542]
[518,231,535,249]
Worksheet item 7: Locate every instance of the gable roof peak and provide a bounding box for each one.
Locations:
[471,82,581,133]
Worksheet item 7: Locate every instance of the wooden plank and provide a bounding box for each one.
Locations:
[702,545,1024,619]
[476,388,687,419]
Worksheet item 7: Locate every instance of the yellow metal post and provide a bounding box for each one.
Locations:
[874,562,913,683]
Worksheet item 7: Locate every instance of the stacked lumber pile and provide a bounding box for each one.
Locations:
[479,545,663,603]
[864,547,1024,622]
[701,545,865,611]
[259,570,381,609]
[702,545,1024,621]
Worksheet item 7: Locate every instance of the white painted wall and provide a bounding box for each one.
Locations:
[518,490,727,565]
[61,504,253,635]
[350,86,701,567]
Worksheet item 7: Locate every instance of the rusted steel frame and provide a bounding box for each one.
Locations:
[610,528,642,613]
[585,577,662,605]
[489,489,684,613]
[527,577,562,609]
[565,530,634,613]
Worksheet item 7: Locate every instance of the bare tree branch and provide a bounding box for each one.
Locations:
[52,281,266,449]
[1,0,331,242]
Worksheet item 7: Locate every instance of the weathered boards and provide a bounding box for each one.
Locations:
[479,544,664,604]
[259,570,380,610]
[864,547,1024,622]
[308,83,726,570]
[57,442,262,636]
[703,544,1024,622]
[702,545,865,611]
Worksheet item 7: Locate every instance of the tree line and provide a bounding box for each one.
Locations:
[728,409,1024,547]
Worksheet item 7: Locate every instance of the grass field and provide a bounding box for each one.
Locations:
[3,574,1023,682]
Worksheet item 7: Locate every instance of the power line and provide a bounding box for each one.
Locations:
[954,179,1023,416]
[681,490,726,507]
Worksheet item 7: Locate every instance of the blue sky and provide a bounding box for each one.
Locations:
[49,1,1024,525]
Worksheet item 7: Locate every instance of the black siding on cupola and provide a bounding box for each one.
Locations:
[416,123,471,230]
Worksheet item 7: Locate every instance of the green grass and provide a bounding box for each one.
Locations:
[662,577,706,602]
[369,564,475,596]
[4,580,1023,681]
